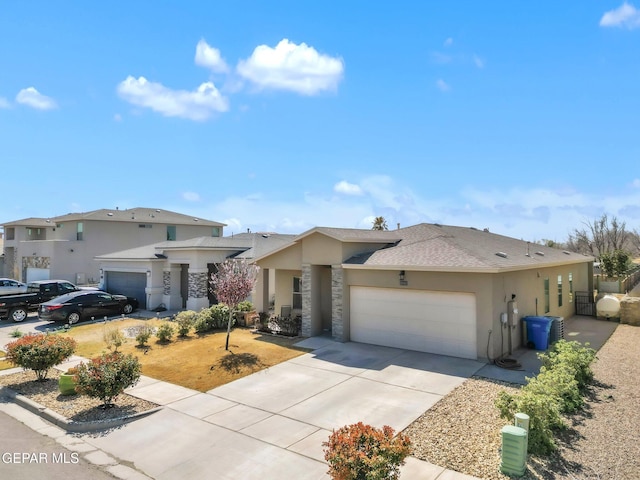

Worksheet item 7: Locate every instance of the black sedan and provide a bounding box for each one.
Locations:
[38,291,139,324]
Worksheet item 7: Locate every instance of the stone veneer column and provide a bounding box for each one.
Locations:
[162,271,171,296]
[186,268,209,311]
[331,265,345,341]
[301,264,312,337]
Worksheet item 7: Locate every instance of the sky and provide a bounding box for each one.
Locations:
[1,2,640,243]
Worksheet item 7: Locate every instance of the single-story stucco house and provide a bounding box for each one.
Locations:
[97,223,594,361]
[253,223,594,360]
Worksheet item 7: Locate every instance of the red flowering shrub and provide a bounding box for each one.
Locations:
[75,352,141,408]
[5,333,76,381]
[323,422,411,480]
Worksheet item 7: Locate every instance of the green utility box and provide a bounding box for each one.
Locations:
[500,425,527,476]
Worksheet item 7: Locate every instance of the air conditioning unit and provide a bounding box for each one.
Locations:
[547,316,564,344]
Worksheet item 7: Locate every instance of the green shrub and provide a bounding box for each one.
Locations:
[156,322,174,343]
[5,333,76,381]
[10,328,23,338]
[496,388,563,455]
[194,304,232,333]
[236,301,254,312]
[323,422,411,480]
[539,340,596,390]
[103,327,125,352]
[174,310,197,336]
[495,340,597,455]
[135,325,154,347]
[75,352,141,408]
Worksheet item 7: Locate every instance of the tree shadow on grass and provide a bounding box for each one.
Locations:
[213,352,265,374]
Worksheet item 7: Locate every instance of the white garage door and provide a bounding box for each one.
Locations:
[350,286,477,359]
[26,268,50,282]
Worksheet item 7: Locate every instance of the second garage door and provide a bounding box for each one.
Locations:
[350,286,477,359]
[105,272,147,309]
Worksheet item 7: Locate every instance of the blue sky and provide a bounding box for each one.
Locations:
[1,2,639,243]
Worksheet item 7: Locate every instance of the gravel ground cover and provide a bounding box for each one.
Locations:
[404,323,640,480]
[0,369,158,423]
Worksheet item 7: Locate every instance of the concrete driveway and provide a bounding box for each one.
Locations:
[78,339,485,480]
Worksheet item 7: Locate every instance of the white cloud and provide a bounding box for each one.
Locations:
[334,181,363,196]
[473,54,485,68]
[632,179,640,188]
[444,37,454,47]
[436,79,451,92]
[15,87,57,110]
[182,191,201,202]
[195,39,229,73]
[600,2,640,28]
[0,97,10,108]
[117,76,228,121]
[237,39,344,95]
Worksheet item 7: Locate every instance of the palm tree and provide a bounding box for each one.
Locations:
[372,216,388,231]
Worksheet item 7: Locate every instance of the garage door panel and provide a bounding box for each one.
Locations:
[350,286,477,359]
[106,272,147,309]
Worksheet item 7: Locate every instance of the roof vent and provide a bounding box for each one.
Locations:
[107,213,113,216]
[535,251,545,256]
[496,252,508,258]
[155,209,161,212]
[563,250,571,255]
[483,228,490,232]
[193,218,199,222]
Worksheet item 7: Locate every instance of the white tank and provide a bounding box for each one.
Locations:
[596,294,621,318]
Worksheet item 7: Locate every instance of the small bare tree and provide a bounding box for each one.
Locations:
[567,214,631,259]
[210,259,260,351]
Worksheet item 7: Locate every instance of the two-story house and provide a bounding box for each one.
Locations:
[1,208,225,305]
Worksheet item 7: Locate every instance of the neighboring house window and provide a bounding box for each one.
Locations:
[292,277,302,309]
[27,228,46,240]
[76,222,84,241]
[167,225,176,241]
[212,226,221,237]
[568,273,573,303]
[557,275,563,307]
[6,227,15,240]
[544,278,550,313]
[139,224,152,229]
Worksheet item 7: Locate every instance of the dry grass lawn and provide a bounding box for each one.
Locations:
[21,318,310,392]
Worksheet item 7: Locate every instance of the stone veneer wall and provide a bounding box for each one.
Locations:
[188,272,208,299]
[331,266,344,341]
[301,264,312,337]
[163,271,171,296]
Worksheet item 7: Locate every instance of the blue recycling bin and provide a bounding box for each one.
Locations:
[523,316,553,350]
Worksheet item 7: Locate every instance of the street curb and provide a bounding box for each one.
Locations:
[0,385,162,433]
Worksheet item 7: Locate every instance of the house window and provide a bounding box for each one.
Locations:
[76,222,84,241]
[139,224,153,229]
[557,275,563,307]
[212,226,221,237]
[167,225,176,241]
[568,273,573,303]
[544,277,550,313]
[292,277,302,309]
[6,227,15,240]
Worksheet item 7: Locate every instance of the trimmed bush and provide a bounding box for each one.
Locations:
[323,422,411,480]
[103,327,125,352]
[75,352,141,408]
[540,340,596,390]
[194,304,232,333]
[495,339,597,455]
[5,333,76,381]
[135,326,154,347]
[236,301,254,312]
[156,322,174,343]
[174,310,197,337]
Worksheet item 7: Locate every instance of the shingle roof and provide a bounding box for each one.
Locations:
[2,217,55,227]
[344,223,592,272]
[3,208,224,227]
[96,233,296,261]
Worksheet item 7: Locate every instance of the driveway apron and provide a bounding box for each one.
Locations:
[80,340,485,480]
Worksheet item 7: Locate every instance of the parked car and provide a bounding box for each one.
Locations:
[38,290,139,324]
[0,280,99,322]
[0,278,27,296]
